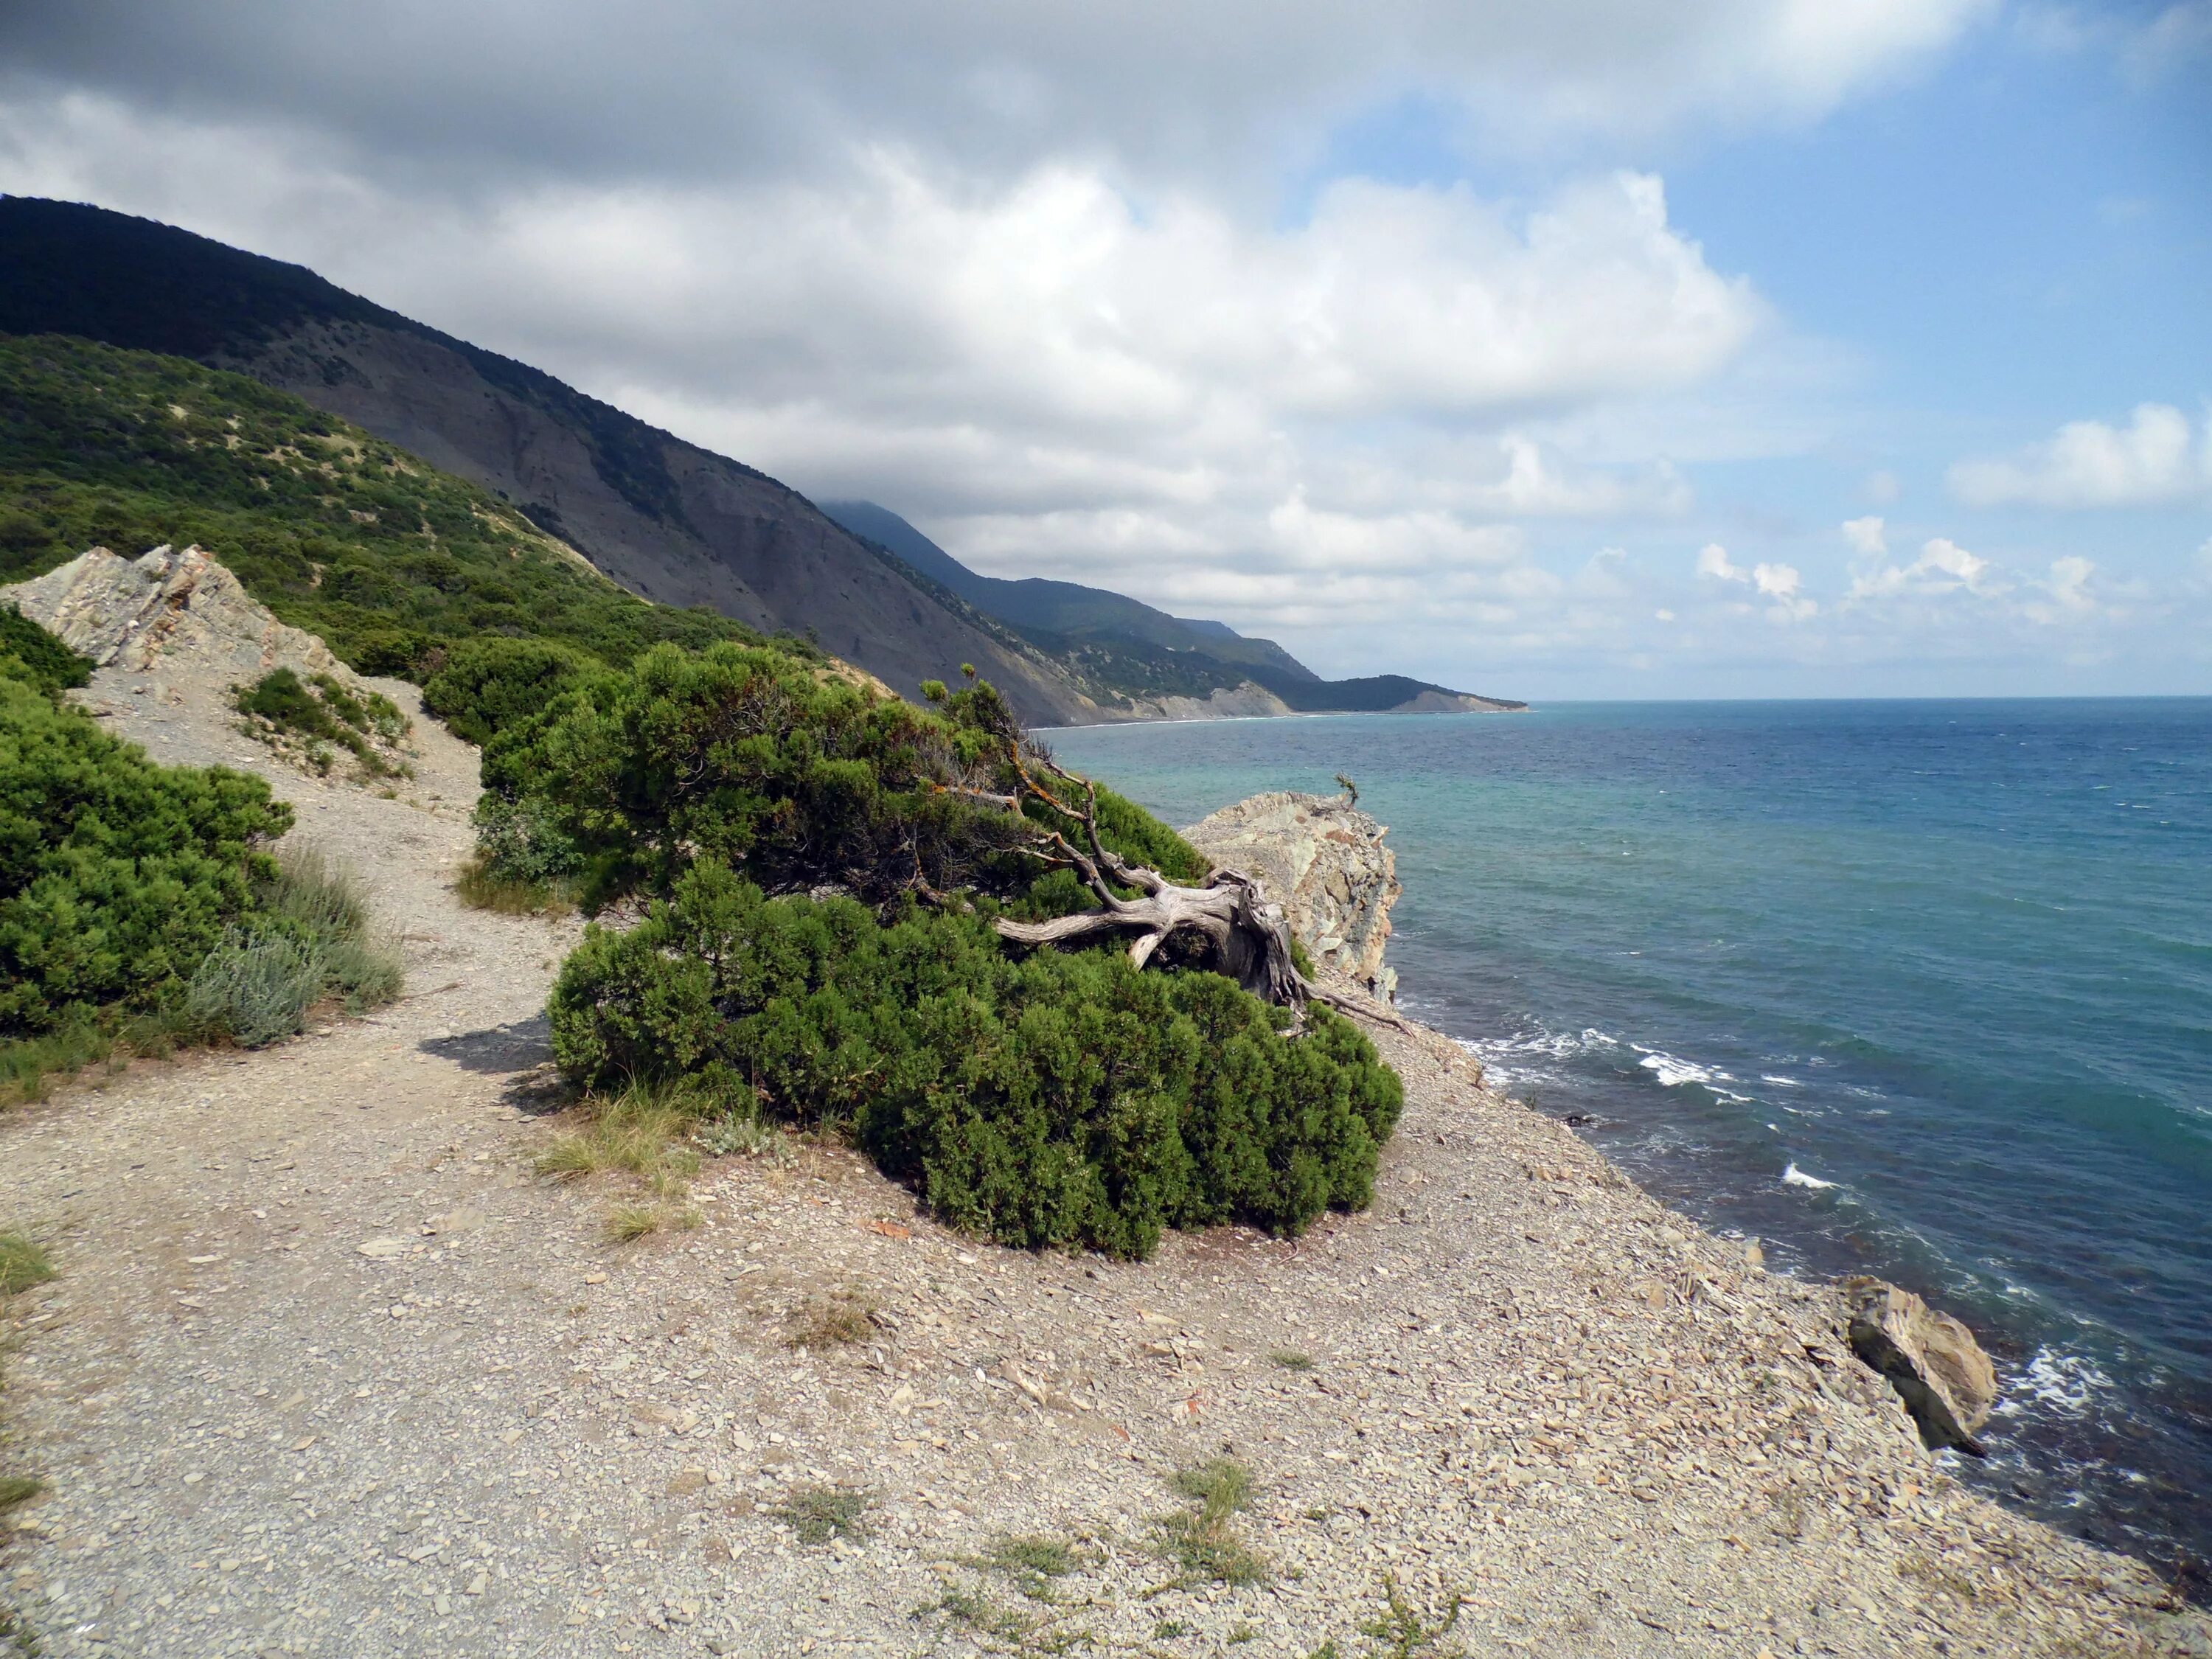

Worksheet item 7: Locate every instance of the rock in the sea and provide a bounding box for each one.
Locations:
[1183,790,1401,994]
[2,543,344,680]
[1843,1276,1999,1455]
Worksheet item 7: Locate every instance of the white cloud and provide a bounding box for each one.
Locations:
[1840,515,1887,557]
[2026,555,2101,622]
[1848,535,1996,600]
[1695,542,1747,582]
[1693,541,1814,619]
[1947,404,2212,508]
[1753,560,1815,619]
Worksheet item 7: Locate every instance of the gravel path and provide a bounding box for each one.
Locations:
[3,667,2206,1658]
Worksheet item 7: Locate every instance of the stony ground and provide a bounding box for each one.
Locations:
[3,664,2208,1659]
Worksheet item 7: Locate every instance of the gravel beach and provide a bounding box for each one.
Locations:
[4,662,2206,1658]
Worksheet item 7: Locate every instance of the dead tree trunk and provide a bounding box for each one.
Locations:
[959,749,1406,1033]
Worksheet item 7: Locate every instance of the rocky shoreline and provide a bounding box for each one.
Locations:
[2,663,2206,1655]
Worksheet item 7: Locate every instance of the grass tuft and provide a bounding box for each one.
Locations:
[1153,1458,1268,1587]
[537,1084,701,1183]
[773,1482,870,1545]
[453,853,574,917]
[0,1477,39,1513]
[1357,1573,1464,1658]
[0,1234,53,1298]
[978,1531,1091,1601]
[1269,1349,1316,1372]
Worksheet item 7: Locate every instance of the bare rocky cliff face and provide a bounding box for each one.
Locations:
[229,320,1103,728]
[1183,790,1401,998]
[8,543,346,681]
[5,544,422,785]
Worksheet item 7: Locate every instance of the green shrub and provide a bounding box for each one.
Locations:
[479,639,1204,911]
[0,674,293,1038]
[0,605,92,697]
[549,863,1400,1258]
[232,667,409,777]
[471,793,583,886]
[422,636,597,746]
[185,928,321,1047]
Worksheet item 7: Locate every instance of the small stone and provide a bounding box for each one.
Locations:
[355,1238,409,1261]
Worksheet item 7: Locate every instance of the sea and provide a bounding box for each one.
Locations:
[1046,698,2211,1581]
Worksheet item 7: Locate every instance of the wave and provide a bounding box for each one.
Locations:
[1452,1024,1620,1085]
[1995,1348,2118,1420]
[1635,1046,1755,1102]
[1782,1162,1838,1190]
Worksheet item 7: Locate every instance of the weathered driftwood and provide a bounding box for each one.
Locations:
[953,746,1408,1034]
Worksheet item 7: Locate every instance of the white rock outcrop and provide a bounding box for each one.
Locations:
[1183,790,1401,995]
[3,544,345,681]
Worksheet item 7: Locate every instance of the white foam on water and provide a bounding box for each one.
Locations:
[1782,1162,1837,1190]
[1453,1026,1622,1087]
[1634,1046,1733,1090]
[1996,1349,2116,1420]
[1761,1074,1803,1087]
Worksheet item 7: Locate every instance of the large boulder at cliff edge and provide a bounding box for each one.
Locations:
[1183,790,1400,998]
[1843,1276,2000,1455]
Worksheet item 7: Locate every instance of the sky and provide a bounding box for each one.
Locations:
[1,2,2207,698]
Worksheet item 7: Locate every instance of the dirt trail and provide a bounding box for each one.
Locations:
[3,669,2206,1659]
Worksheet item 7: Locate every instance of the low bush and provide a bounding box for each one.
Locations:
[0,603,91,696]
[478,638,1205,913]
[181,844,403,1048]
[422,636,597,747]
[548,862,1401,1258]
[1,670,293,1043]
[467,793,583,893]
[233,667,410,779]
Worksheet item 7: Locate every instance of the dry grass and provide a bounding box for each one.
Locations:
[602,1200,701,1243]
[453,855,573,917]
[787,1285,879,1350]
[1269,1349,1315,1371]
[536,1086,702,1185]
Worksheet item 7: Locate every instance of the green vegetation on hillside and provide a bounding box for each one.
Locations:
[0,334,773,682]
[0,602,92,696]
[551,863,1400,1257]
[473,638,1206,911]
[0,614,398,1102]
[484,639,1396,1256]
[234,667,411,779]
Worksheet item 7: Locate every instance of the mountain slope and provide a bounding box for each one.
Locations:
[821,501,1524,714]
[0,196,1101,726]
[820,499,1317,682]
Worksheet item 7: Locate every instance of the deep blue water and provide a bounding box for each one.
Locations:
[1047,699,2212,1576]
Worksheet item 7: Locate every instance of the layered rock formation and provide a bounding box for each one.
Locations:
[5,544,346,682]
[1183,790,1401,997]
[4,544,418,784]
[1845,1276,2001,1454]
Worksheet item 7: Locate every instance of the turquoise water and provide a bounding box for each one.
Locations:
[1048,699,2212,1576]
